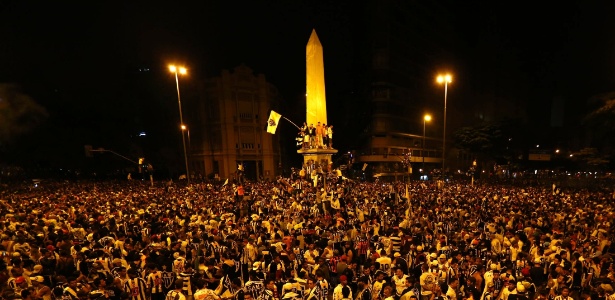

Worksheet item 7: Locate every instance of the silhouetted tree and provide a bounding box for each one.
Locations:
[0,84,48,148]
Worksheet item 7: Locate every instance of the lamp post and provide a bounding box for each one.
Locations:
[436,74,452,174]
[423,114,431,173]
[181,124,191,172]
[170,65,190,184]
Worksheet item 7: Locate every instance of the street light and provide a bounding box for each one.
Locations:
[181,124,192,170]
[423,114,431,172]
[170,64,190,184]
[436,73,452,174]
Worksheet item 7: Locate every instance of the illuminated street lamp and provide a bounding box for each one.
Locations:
[423,114,431,172]
[436,73,452,173]
[170,65,190,184]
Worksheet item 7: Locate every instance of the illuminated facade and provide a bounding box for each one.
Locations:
[191,64,282,181]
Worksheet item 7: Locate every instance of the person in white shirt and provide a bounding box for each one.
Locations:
[332,275,352,300]
[391,268,409,296]
[166,279,186,300]
[193,278,220,300]
[445,278,459,300]
[376,251,392,276]
[304,243,319,266]
[372,271,386,300]
[553,287,573,300]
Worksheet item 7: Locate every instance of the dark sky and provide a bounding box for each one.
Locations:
[1,1,615,170]
[2,2,614,112]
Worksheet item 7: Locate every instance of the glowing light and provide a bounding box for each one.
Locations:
[169,65,187,75]
[437,74,452,84]
[424,115,432,122]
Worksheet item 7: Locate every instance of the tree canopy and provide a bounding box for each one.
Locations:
[0,84,48,147]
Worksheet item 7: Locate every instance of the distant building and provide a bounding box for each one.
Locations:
[350,1,529,179]
[190,64,282,181]
[352,1,454,180]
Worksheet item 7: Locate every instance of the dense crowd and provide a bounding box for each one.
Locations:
[0,173,614,300]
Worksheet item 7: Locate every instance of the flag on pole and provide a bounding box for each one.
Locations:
[362,163,368,171]
[238,163,244,171]
[405,184,409,200]
[266,110,282,134]
[223,179,229,186]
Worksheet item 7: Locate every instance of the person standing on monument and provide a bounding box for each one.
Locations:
[308,124,316,149]
[322,124,328,149]
[301,122,310,149]
[316,122,324,148]
[327,125,333,149]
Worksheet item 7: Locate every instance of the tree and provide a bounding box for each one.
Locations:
[0,84,49,148]
[452,120,523,166]
[453,122,502,158]
[584,92,615,149]
[570,148,610,171]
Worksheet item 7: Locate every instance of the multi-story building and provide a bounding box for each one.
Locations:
[189,64,282,181]
[351,1,457,180]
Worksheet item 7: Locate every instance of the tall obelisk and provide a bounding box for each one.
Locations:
[299,29,337,168]
[306,29,327,125]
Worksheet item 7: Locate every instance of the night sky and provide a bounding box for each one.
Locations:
[1,1,614,174]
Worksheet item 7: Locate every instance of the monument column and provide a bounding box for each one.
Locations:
[298,29,337,167]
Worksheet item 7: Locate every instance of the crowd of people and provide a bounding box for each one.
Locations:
[0,172,614,300]
[297,122,333,150]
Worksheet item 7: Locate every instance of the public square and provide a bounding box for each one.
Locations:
[2,2,615,300]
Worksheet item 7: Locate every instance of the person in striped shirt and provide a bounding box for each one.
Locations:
[147,263,166,300]
[178,264,196,300]
[388,230,402,254]
[124,268,148,300]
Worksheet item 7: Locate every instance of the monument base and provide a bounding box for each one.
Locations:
[297,148,338,167]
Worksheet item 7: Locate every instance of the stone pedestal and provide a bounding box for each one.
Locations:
[297,148,338,167]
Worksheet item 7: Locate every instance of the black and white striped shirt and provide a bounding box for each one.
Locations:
[177,271,195,296]
[124,277,148,300]
[147,270,165,295]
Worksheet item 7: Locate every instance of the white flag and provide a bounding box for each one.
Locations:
[266,110,282,134]
[362,163,368,171]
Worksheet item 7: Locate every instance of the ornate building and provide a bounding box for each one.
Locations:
[190,64,282,181]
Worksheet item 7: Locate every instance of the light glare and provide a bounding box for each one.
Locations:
[437,74,452,84]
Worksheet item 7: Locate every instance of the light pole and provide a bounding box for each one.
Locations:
[423,114,431,173]
[181,124,191,172]
[170,65,190,184]
[437,74,452,174]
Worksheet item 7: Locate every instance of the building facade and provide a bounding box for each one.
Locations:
[351,1,456,180]
[190,64,282,181]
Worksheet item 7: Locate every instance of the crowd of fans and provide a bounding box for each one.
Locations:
[0,173,614,300]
